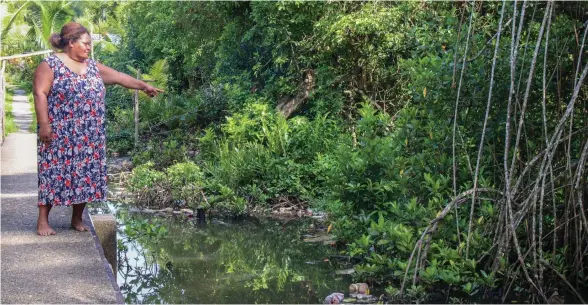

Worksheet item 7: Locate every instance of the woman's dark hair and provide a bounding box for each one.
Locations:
[49,22,90,50]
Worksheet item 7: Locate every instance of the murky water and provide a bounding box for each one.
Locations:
[89,203,353,304]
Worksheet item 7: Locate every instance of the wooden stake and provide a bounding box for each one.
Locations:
[134,69,140,148]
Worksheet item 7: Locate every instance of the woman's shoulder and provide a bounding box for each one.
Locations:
[41,53,59,67]
[87,59,103,75]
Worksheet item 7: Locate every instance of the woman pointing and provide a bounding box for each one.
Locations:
[33,22,163,235]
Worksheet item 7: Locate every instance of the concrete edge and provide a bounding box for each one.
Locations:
[84,209,125,304]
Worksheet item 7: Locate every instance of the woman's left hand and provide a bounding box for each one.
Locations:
[143,84,164,97]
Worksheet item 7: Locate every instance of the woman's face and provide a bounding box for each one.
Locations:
[69,33,92,60]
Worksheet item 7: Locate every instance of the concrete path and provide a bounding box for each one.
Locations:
[1,89,122,303]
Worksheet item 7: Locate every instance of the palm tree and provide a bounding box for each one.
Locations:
[3,1,124,55]
[74,7,122,59]
[23,1,74,49]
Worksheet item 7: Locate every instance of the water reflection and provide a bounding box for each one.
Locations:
[91,202,352,304]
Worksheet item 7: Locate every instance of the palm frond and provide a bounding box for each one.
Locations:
[126,65,139,76]
[1,1,31,46]
[94,40,118,53]
[50,1,73,38]
[153,61,168,87]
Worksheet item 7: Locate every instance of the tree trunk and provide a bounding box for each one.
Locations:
[276,69,315,118]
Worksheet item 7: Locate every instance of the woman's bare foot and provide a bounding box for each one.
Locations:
[37,205,55,236]
[71,202,89,232]
[71,219,90,232]
[37,221,56,236]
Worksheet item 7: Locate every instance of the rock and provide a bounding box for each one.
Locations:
[303,234,335,243]
[180,208,194,215]
[121,160,133,171]
[128,207,142,213]
[355,294,378,304]
[548,290,564,304]
[323,293,344,304]
[312,211,327,219]
[109,164,122,172]
[356,294,373,300]
[335,268,355,275]
[211,219,230,226]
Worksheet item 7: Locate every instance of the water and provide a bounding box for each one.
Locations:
[89,202,353,304]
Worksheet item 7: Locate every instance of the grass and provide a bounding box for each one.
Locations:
[4,90,18,136]
[3,83,36,136]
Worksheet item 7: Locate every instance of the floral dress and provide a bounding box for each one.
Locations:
[37,54,107,206]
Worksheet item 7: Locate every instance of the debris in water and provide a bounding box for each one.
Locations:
[323,292,344,304]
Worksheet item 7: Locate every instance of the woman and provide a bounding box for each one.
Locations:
[33,22,163,236]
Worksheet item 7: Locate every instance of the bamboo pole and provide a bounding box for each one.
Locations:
[0,50,53,61]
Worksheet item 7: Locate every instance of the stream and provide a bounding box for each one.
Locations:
[89,202,353,304]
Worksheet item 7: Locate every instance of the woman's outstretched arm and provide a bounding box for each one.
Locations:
[97,62,163,97]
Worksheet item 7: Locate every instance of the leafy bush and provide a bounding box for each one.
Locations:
[132,138,189,169]
[311,103,500,300]
[127,161,205,210]
[199,101,342,208]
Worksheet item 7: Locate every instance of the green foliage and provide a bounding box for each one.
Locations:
[199,101,341,209]
[23,1,75,49]
[166,161,205,208]
[311,102,503,300]
[123,217,168,244]
[127,161,207,211]
[132,138,189,169]
[127,162,166,193]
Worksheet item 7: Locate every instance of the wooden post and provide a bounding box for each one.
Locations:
[90,27,94,60]
[134,69,140,148]
[0,60,5,145]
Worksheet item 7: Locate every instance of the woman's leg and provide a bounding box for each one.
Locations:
[71,203,89,231]
[37,205,55,236]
